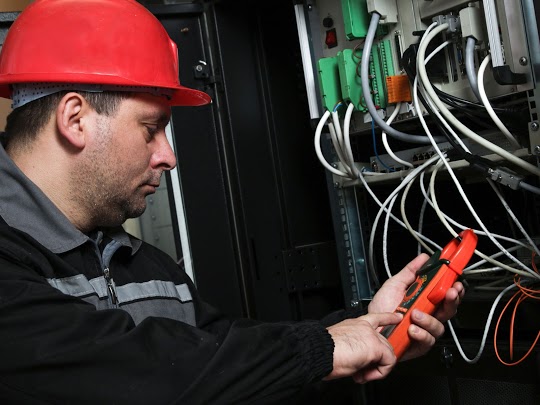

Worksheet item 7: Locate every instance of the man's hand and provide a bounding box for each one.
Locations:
[325,312,402,383]
[368,253,465,361]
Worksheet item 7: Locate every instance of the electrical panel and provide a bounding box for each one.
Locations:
[296,0,540,402]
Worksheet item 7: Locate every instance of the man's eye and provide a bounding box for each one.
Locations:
[145,126,158,138]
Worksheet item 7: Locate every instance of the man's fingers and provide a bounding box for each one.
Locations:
[434,281,465,321]
[352,362,394,384]
[410,309,445,339]
[362,312,403,329]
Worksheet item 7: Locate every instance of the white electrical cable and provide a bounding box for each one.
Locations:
[416,36,532,266]
[421,39,534,264]
[414,31,540,280]
[357,167,442,252]
[328,122,354,177]
[416,33,471,154]
[464,268,507,275]
[314,110,351,177]
[400,173,435,254]
[486,179,540,257]
[477,54,521,149]
[448,283,517,364]
[383,194,399,278]
[381,102,414,169]
[366,154,443,278]
[331,111,346,157]
[419,172,532,274]
[364,23,448,266]
[418,171,532,250]
[342,103,362,178]
[419,77,471,153]
[472,276,514,288]
[418,189,430,255]
[416,23,540,178]
[464,245,523,272]
[428,162,539,278]
[332,110,356,173]
[465,37,482,101]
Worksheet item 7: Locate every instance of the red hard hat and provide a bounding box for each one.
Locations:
[0,0,211,106]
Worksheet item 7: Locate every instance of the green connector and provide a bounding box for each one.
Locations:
[341,0,370,40]
[337,49,366,112]
[379,39,395,78]
[367,40,395,109]
[378,39,395,108]
[369,47,384,109]
[317,56,341,112]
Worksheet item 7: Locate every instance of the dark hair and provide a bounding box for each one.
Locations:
[4,90,132,149]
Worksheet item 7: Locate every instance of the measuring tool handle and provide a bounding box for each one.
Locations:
[381,229,477,360]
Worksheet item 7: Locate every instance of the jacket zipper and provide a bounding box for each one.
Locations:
[103,266,118,306]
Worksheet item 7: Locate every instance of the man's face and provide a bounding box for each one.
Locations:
[76,93,175,228]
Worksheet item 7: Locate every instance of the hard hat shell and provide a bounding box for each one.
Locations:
[0,0,211,106]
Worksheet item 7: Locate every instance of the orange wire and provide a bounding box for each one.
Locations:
[494,290,540,366]
[509,294,527,359]
[514,275,540,299]
[495,290,519,360]
[494,252,540,366]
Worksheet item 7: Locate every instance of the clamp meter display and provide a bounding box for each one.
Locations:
[380,229,477,360]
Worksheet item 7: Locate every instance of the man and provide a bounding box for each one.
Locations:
[0,0,463,403]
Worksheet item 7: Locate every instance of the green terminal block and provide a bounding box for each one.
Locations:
[379,39,395,107]
[317,56,341,112]
[379,39,395,78]
[369,40,395,109]
[337,49,366,112]
[341,0,370,40]
[369,47,383,109]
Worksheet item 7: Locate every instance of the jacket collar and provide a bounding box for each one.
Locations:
[0,137,141,254]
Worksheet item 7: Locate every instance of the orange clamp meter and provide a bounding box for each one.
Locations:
[380,229,477,360]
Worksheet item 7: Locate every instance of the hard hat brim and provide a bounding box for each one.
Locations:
[170,85,212,107]
[0,79,212,107]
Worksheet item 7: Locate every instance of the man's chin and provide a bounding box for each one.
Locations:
[127,205,147,219]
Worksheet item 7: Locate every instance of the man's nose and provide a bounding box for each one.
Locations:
[152,131,177,171]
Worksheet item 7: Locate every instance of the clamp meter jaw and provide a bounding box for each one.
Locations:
[380,229,477,360]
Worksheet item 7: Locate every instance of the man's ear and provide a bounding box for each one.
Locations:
[55,92,89,150]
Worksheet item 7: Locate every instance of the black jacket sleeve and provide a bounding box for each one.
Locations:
[0,256,334,405]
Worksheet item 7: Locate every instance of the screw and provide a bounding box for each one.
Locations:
[519,57,528,66]
[534,145,540,155]
[334,182,340,188]
[531,122,539,131]
[195,65,203,72]
[350,300,359,308]
[180,27,189,33]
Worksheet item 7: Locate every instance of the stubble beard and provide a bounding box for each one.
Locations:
[74,119,152,229]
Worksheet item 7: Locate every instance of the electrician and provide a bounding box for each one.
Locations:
[0,0,464,403]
